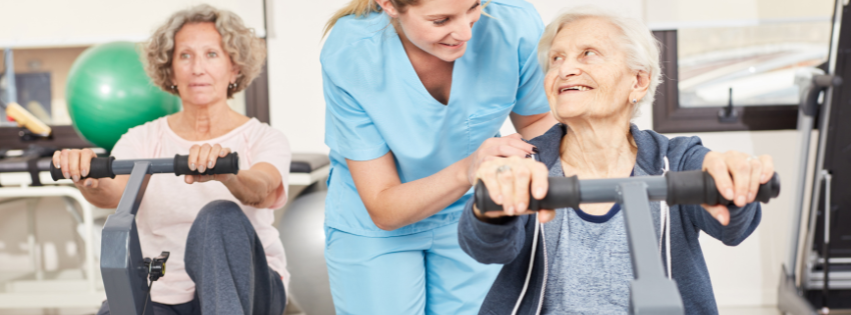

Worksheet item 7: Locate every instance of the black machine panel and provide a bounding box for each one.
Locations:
[814,2,851,258]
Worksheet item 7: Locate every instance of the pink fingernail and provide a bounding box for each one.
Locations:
[189,163,196,171]
[208,161,214,169]
[535,188,545,198]
[760,174,767,182]
[63,172,70,179]
[82,169,89,177]
[725,189,734,199]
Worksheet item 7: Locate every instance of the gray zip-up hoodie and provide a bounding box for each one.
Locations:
[458,123,761,315]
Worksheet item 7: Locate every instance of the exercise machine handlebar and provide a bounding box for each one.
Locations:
[475,170,780,212]
[49,153,240,181]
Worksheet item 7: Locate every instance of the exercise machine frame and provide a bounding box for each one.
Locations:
[475,170,780,315]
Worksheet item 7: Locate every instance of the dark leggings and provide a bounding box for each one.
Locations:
[97,200,287,315]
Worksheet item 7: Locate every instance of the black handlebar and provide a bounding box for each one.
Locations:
[173,153,239,176]
[475,170,780,212]
[49,153,240,181]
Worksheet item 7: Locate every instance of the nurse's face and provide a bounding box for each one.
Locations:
[386,0,482,62]
[543,17,648,123]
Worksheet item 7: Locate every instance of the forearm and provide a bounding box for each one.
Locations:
[223,169,282,208]
[78,177,125,208]
[458,199,525,264]
[366,157,472,231]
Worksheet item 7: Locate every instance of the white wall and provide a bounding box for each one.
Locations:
[0,0,266,48]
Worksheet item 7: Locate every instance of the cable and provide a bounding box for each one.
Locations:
[141,279,153,315]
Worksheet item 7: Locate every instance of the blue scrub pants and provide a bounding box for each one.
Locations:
[325,221,500,315]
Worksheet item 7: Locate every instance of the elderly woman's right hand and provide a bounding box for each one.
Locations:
[473,156,557,223]
[52,148,100,188]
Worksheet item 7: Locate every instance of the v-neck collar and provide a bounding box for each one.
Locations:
[387,22,462,107]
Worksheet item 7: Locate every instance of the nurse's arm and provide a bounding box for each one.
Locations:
[510,112,559,139]
[348,152,474,231]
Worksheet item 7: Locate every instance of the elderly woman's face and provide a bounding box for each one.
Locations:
[171,22,238,106]
[543,17,644,122]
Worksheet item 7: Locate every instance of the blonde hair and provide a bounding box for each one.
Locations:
[323,0,420,37]
[538,7,661,118]
[144,4,266,98]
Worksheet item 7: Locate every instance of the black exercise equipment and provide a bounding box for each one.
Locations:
[779,0,851,313]
[474,170,781,315]
[49,154,239,315]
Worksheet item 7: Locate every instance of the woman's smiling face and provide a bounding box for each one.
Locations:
[392,0,482,62]
[543,17,644,123]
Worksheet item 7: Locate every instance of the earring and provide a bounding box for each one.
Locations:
[228,83,237,89]
[170,85,177,91]
[632,99,637,104]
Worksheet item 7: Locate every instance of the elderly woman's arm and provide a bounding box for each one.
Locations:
[185,143,286,209]
[458,198,530,265]
[219,162,283,208]
[52,148,128,208]
[673,136,766,244]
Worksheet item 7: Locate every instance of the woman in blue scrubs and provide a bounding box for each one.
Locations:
[321,0,558,313]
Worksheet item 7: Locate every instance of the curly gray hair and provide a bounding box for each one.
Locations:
[537,7,661,118]
[143,4,265,98]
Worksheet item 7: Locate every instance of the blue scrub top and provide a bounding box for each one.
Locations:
[321,0,550,237]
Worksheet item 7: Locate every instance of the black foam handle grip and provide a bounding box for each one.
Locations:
[173,152,239,176]
[666,170,780,206]
[49,156,115,181]
[476,176,581,212]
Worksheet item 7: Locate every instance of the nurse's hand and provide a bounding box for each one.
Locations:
[701,151,774,226]
[467,134,536,186]
[472,156,556,223]
[185,143,236,184]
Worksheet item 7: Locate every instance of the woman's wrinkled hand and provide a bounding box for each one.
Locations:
[701,151,775,226]
[52,148,100,189]
[473,156,556,223]
[185,143,235,184]
[467,134,536,186]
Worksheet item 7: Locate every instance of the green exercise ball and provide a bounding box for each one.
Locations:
[66,42,180,151]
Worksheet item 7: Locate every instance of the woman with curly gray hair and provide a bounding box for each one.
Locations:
[55,4,290,315]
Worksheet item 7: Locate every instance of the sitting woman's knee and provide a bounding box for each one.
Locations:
[195,200,246,224]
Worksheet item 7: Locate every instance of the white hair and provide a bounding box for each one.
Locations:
[537,6,662,118]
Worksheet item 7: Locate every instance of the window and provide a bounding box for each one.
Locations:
[651,0,834,132]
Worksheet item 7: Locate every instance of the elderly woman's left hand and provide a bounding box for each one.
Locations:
[701,151,774,226]
[185,143,236,184]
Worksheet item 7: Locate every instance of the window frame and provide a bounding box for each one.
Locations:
[651,30,800,133]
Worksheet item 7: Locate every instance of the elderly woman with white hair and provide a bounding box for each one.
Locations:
[458,7,773,315]
[54,4,290,315]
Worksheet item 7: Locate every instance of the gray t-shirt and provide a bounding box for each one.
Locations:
[541,166,634,314]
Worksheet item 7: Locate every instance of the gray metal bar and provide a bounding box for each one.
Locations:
[580,176,668,204]
[787,69,822,273]
[618,182,684,315]
[100,161,154,315]
[111,158,176,175]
